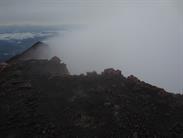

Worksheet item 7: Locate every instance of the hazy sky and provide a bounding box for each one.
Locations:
[0,0,181,25]
[0,0,182,93]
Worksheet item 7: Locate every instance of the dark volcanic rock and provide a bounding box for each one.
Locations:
[1,42,183,138]
[17,57,69,76]
[0,62,183,138]
[0,62,8,72]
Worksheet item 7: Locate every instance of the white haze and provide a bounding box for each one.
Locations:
[45,3,182,93]
[0,0,182,93]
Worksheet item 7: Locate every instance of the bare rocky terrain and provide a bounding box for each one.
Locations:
[0,42,183,138]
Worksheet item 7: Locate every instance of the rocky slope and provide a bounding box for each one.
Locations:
[0,42,183,138]
[6,41,51,64]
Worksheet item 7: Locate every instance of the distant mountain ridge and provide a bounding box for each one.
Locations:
[1,41,69,76]
[6,41,51,64]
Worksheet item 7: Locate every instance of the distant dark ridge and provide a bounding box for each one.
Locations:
[6,41,50,64]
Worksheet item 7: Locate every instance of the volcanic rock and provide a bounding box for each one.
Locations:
[0,42,183,138]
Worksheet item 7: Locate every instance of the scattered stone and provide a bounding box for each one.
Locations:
[102,68,122,76]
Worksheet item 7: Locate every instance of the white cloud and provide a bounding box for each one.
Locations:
[46,4,181,93]
[0,0,181,92]
[0,32,55,40]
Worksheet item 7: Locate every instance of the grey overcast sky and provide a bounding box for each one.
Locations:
[0,0,181,25]
[0,0,182,93]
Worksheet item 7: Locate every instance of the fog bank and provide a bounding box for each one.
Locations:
[45,4,182,93]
